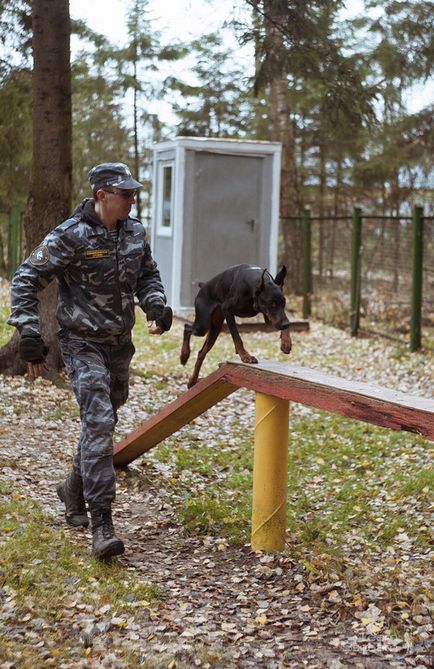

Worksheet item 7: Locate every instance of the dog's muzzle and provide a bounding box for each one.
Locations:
[277,317,290,330]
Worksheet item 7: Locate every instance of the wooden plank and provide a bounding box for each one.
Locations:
[222,361,434,440]
[221,320,309,333]
[113,367,237,466]
[175,314,310,333]
[114,360,433,468]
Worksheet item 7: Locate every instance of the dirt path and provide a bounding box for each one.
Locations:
[1,369,431,669]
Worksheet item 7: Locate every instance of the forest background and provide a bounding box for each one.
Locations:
[0,5,433,666]
[0,0,433,352]
[1,0,433,226]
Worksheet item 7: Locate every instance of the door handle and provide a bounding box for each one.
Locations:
[245,219,255,231]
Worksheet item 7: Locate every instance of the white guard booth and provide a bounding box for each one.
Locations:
[150,136,281,310]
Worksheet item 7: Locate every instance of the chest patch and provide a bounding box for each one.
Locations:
[84,249,111,259]
[29,244,49,266]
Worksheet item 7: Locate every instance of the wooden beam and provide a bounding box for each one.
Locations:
[113,360,433,468]
[113,359,433,555]
[175,314,310,333]
[222,361,434,441]
[221,320,309,333]
[113,366,237,466]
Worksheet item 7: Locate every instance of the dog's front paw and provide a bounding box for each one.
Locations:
[280,329,292,354]
[240,353,258,364]
[180,343,191,366]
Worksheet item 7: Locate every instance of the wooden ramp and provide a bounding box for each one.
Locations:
[113,361,434,467]
[113,366,238,466]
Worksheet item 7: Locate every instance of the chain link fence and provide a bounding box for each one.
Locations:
[309,215,353,328]
[288,209,433,351]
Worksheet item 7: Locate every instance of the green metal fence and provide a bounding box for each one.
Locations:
[297,207,433,351]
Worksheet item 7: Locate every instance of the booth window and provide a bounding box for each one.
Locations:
[158,163,173,235]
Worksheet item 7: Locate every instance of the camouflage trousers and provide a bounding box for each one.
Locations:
[60,336,135,509]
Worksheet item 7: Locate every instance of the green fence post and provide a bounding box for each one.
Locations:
[8,206,21,278]
[410,205,424,351]
[302,207,312,319]
[350,206,362,336]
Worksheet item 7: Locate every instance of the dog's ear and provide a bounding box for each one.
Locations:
[255,269,267,296]
[274,265,287,287]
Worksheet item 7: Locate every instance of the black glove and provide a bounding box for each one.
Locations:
[156,306,173,333]
[146,303,173,333]
[146,302,166,322]
[18,335,48,363]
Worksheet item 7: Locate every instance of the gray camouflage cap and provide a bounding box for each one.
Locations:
[88,162,143,192]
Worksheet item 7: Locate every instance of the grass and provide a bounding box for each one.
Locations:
[127,307,433,619]
[0,481,226,668]
[0,304,14,347]
[155,411,431,539]
[151,408,433,616]
[0,486,164,668]
[1,290,433,647]
[154,430,254,545]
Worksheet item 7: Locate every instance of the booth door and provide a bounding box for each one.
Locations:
[188,151,264,303]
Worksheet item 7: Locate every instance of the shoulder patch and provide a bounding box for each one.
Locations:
[29,244,49,266]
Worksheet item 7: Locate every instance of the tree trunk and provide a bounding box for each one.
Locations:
[133,51,142,221]
[263,0,302,292]
[0,0,72,375]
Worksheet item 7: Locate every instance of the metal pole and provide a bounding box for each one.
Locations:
[302,207,312,319]
[350,206,362,336]
[251,392,289,552]
[410,205,424,351]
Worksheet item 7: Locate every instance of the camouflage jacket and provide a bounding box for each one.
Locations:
[8,199,167,341]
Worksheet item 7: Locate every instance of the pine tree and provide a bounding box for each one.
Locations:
[165,33,256,138]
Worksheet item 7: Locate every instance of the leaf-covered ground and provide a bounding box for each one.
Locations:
[0,278,433,668]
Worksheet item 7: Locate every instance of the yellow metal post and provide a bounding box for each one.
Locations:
[251,392,289,551]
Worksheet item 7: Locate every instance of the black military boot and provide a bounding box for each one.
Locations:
[90,507,124,559]
[56,471,89,527]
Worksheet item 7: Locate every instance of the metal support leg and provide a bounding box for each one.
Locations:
[251,392,289,552]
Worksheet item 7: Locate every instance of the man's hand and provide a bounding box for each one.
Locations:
[155,306,173,333]
[146,305,173,335]
[19,335,48,378]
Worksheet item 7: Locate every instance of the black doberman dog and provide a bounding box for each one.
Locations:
[180,264,292,387]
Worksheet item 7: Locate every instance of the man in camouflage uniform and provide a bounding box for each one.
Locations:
[8,163,172,559]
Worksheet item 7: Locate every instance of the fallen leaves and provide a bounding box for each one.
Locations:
[355,603,385,634]
[0,304,433,666]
